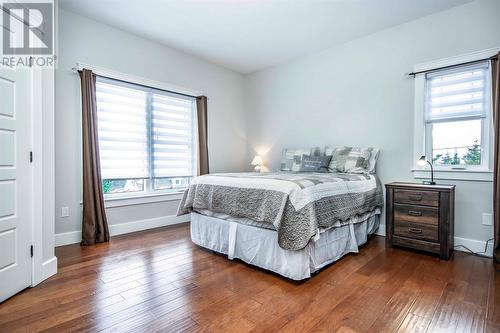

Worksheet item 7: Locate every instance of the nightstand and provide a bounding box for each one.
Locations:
[385,182,455,260]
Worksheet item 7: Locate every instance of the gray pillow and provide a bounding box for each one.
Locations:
[324,146,371,173]
[280,147,322,171]
[299,155,332,172]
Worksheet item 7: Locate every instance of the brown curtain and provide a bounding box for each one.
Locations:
[79,69,109,245]
[196,96,209,175]
[492,53,500,262]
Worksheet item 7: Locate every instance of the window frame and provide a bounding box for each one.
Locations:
[97,80,197,199]
[79,63,201,200]
[412,49,497,182]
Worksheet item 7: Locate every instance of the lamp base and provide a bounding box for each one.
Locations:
[422,180,436,185]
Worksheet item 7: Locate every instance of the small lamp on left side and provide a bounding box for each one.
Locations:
[251,155,264,173]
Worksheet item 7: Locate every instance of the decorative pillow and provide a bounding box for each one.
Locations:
[280,147,322,172]
[367,148,380,174]
[324,146,371,173]
[299,155,332,172]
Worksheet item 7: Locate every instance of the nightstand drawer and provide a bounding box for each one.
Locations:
[394,203,439,225]
[392,236,441,254]
[394,189,439,207]
[394,220,438,242]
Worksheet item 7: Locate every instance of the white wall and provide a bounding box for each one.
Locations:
[55,9,247,238]
[245,0,499,246]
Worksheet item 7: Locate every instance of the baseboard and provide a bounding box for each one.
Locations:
[55,230,82,247]
[41,256,58,281]
[454,236,493,257]
[55,214,191,247]
[108,214,190,236]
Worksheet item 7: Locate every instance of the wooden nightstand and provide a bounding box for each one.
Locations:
[385,182,455,260]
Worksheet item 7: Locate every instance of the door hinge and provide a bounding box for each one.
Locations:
[30,151,33,163]
[30,245,34,258]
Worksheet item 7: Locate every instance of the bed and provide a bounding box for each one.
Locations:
[177,171,384,280]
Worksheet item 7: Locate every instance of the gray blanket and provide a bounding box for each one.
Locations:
[177,172,383,250]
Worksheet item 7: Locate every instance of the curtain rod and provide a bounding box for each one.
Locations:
[71,66,199,99]
[408,56,498,77]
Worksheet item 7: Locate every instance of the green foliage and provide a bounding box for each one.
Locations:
[439,152,462,165]
[441,152,453,165]
[463,140,481,165]
[433,140,482,166]
[432,154,442,163]
[102,179,112,194]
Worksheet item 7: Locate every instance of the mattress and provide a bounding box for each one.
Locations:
[190,211,380,280]
[194,209,276,230]
[195,207,381,234]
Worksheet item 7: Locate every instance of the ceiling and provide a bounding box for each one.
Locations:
[59,0,472,74]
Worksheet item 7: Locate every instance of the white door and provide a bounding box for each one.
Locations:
[0,64,33,303]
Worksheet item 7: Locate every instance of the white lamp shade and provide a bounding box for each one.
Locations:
[251,155,263,166]
[417,155,427,166]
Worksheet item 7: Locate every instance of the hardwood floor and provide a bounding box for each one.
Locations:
[1,223,500,332]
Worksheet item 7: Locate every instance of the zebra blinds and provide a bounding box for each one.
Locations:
[425,61,490,123]
[151,91,196,178]
[95,76,196,180]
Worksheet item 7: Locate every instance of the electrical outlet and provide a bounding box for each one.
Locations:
[61,206,70,218]
[482,213,492,226]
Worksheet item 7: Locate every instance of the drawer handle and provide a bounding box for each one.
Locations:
[408,227,423,234]
[408,195,422,201]
[408,210,422,217]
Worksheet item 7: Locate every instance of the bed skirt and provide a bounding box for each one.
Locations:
[190,212,380,280]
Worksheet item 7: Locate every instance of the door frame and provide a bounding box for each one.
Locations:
[31,68,56,286]
[31,0,58,286]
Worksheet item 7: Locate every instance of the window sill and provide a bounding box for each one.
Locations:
[104,191,185,208]
[412,168,493,182]
[79,190,185,208]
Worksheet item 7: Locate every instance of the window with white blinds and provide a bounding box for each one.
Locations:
[95,76,197,195]
[423,61,491,168]
[425,62,490,123]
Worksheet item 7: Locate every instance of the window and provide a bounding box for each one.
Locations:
[424,62,491,170]
[96,76,197,196]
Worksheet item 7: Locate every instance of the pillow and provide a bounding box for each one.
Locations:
[280,147,322,172]
[299,155,332,172]
[367,148,380,174]
[324,146,371,173]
